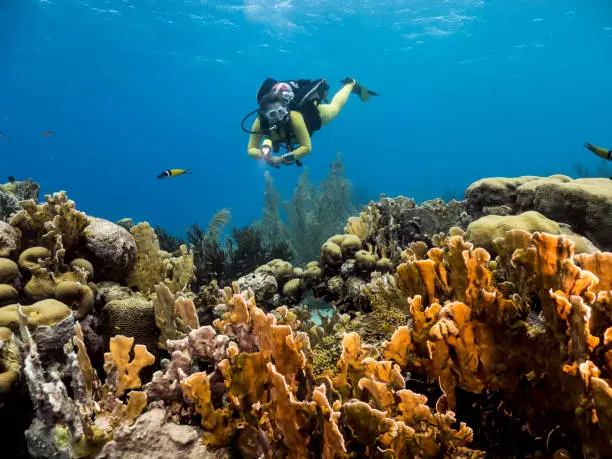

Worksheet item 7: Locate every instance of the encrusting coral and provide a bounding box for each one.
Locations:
[96,407,230,459]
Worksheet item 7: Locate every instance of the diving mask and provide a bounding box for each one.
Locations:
[262,104,289,125]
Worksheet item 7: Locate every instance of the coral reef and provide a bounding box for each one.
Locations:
[11,191,90,260]
[248,153,360,266]
[284,154,359,264]
[239,175,611,317]
[226,225,290,278]
[0,186,206,456]
[187,214,293,289]
[153,225,185,254]
[186,209,232,288]
[128,222,195,294]
[3,174,612,458]
[156,155,359,289]
[18,311,156,458]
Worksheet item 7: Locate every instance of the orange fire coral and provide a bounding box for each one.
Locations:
[150,284,485,457]
[180,371,234,448]
[387,229,612,456]
[330,332,480,457]
[72,328,155,453]
[104,335,156,397]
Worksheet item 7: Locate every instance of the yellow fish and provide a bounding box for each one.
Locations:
[157,168,192,179]
[584,142,612,161]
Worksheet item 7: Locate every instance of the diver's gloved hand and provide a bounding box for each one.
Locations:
[340,77,379,102]
[263,153,282,168]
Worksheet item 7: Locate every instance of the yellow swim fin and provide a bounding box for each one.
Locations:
[340,78,380,102]
[584,142,612,161]
[356,84,379,102]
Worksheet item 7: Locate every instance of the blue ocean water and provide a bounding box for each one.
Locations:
[1,0,611,237]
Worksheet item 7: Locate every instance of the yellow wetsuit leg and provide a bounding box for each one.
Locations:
[317,81,356,126]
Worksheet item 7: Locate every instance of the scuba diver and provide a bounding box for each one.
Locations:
[241,77,378,168]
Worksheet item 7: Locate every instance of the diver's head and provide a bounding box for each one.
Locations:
[259,93,290,126]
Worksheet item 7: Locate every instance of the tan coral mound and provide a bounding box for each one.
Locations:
[466,174,612,250]
[465,210,598,254]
